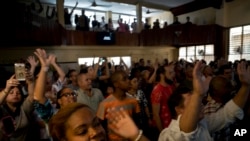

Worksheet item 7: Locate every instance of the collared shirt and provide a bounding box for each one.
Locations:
[76,88,104,112]
[158,100,243,141]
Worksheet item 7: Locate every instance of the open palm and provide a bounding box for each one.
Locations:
[106,108,139,140]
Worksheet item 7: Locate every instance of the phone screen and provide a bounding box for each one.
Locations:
[14,63,26,81]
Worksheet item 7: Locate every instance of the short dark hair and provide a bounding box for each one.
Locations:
[156,66,165,82]
[218,64,231,75]
[56,87,73,108]
[168,86,191,119]
[66,69,77,78]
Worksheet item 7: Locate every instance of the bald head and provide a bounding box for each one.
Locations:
[209,76,233,103]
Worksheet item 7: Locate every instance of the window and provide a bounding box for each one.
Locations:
[178,44,214,63]
[78,56,131,68]
[228,25,250,62]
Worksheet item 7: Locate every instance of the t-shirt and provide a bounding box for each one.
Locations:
[96,94,140,141]
[77,88,104,112]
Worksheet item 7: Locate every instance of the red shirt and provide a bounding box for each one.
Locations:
[151,83,175,128]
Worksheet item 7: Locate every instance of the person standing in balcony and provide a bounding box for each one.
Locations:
[64,1,78,29]
[144,18,151,30]
[78,9,90,31]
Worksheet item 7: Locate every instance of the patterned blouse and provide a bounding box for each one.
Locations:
[126,90,149,124]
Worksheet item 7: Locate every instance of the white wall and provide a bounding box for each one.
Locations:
[149,11,174,28]
[178,7,216,25]
[223,0,250,27]
[0,46,177,64]
[177,0,250,27]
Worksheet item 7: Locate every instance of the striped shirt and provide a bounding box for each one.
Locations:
[96,94,140,141]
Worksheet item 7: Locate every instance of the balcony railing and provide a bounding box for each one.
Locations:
[13,23,224,47]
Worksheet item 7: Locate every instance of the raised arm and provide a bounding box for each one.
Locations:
[27,56,39,75]
[70,1,78,15]
[120,57,130,74]
[232,61,250,108]
[33,48,53,104]
[99,60,110,81]
[92,58,100,79]
[25,69,35,102]
[51,54,65,82]
[148,59,158,83]
[109,60,116,73]
[0,75,19,104]
[180,61,210,133]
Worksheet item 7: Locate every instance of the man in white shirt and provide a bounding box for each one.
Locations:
[76,72,104,112]
[158,61,250,141]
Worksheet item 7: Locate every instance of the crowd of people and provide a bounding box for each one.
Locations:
[63,1,194,33]
[0,48,250,141]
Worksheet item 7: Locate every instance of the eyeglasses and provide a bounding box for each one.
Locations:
[60,92,78,98]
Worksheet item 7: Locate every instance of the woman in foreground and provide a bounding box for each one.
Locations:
[49,103,149,141]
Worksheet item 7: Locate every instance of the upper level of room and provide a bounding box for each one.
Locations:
[0,0,249,64]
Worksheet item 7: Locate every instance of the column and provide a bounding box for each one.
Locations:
[106,11,112,21]
[136,3,142,32]
[56,0,64,27]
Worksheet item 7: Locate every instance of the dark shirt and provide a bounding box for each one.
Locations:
[92,20,98,28]
[64,12,72,25]
[144,23,151,30]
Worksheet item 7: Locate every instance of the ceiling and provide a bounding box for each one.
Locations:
[40,0,195,16]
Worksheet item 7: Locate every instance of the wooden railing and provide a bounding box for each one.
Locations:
[13,24,224,47]
[140,24,223,46]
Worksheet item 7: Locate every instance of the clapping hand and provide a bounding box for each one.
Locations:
[193,61,210,96]
[106,108,140,140]
[34,48,53,67]
[237,61,250,86]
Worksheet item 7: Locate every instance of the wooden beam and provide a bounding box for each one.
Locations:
[170,0,222,16]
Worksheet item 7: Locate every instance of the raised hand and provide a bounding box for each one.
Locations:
[154,58,159,70]
[50,54,57,66]
[34,48,53,67]
[192,61,209,96]
[27,56,39,68]
[5,75,20,92]
[237,61,250,86]
[25,69,34,84]
[106,108,139,140]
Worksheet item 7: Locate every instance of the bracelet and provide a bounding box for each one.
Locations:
[134,129,143,141]
[2,90,8,95]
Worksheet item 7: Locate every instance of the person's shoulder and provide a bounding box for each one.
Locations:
[102,94,115,102]
[92,88,102,93]
[125,95,137,102]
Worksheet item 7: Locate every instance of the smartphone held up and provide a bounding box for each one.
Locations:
[14,63,26,81]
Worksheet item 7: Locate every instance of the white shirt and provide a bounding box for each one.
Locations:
[76,88,104,112]
[158,100,243,141]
